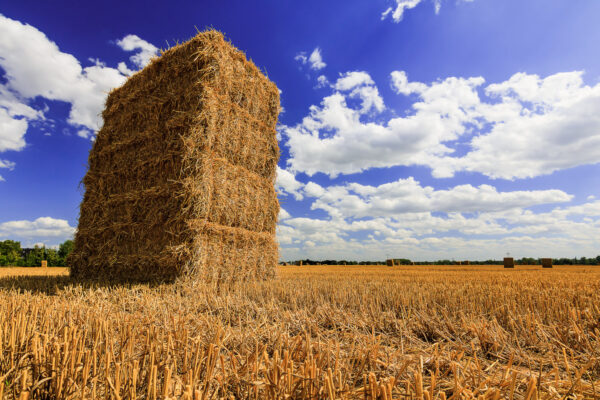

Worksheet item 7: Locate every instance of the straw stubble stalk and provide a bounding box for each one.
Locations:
[69,30,280,283]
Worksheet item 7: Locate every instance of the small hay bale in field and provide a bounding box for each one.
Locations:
[69,30,280,283]
[541,258,553,268]
[462,260,470,265]
[504,257,515,268]
[41,260,47,268]
[386,259,395,267]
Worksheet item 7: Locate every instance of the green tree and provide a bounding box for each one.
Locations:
[24,245,46,267]
[45,248,60,266]
[0,240,23,266]
[58,240,75,266]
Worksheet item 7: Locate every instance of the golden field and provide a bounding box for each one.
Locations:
[0,265,599,399]
[0,267,69,277]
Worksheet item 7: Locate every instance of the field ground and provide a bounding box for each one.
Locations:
[1,265,599,399]
[0,266,69,277]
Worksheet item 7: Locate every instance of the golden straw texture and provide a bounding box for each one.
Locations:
[69,30,280,282]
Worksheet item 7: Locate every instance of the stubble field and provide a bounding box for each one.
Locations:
[0,264,598,399]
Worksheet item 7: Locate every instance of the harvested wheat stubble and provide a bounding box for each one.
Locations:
[1,265,599,399]
[69,30,280,282]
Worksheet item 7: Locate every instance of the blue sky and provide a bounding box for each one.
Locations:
[1,0,599,260]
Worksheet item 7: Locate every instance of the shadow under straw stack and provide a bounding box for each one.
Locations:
[69,30,281,283]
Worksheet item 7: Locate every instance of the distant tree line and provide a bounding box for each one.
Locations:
[0,240,74,267]
[413,257,600,265]
[285,256,600,266]
[286,259,387,266]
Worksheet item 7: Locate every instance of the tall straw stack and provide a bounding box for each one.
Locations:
[69,30,280,283]
[386,259,395,267]
[541,258,553,268]
[504,257,515,268]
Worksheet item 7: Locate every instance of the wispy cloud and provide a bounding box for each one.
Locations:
[382,0,475,22]
[381,0,423,22]
[295,47,326,71]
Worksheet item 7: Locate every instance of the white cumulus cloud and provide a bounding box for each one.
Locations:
[304,181,326,198]
[278,208,291,221]
[278,199,600,261]
[335,71,385,114]
[0,217,76,247]
[276,166,304,200]
[283,71,482,177]
[116,34,159,75]
[282,69,600,180]
[307,178,572,218]
[442,71,600,179]
[0,14,128,134]
[0,107,28,153]
[0,14,158,137]
[0,14,159,180]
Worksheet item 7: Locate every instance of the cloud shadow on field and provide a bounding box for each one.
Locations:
[0,275,74,295]
[0,273,170,295]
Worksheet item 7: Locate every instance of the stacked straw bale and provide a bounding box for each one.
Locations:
[504,257,515,268]
[69,31,280,282]
[541,258,553,268]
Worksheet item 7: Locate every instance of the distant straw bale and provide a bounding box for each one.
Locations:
[504,257,515,268]
[69,30,280,283]
[541,258,553,268]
